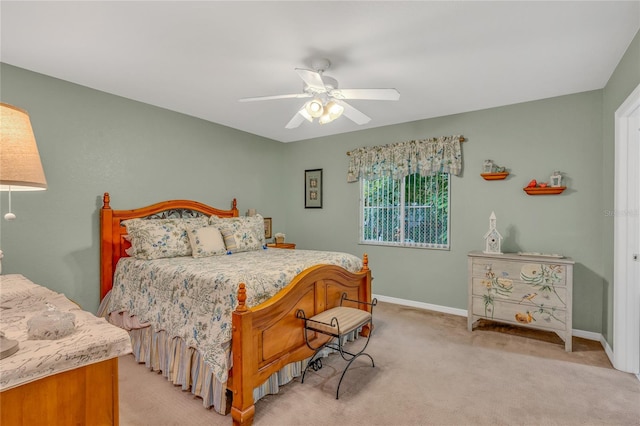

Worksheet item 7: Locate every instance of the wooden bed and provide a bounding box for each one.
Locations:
[99,193,372,426]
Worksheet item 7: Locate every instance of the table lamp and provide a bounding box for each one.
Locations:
[0,103,46,358]
[1,102,47,213]
[0,103,48,271]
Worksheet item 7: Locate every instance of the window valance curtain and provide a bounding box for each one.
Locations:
[346,135,463,183]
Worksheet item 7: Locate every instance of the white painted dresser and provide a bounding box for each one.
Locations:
[467,251,575,351]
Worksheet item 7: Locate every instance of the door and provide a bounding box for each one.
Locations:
[614,83,640,375]
[634,107,640,377]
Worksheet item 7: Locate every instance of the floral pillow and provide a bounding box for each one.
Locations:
[122,217,208,259]
[209,214,266,254]
[186,225,227,258]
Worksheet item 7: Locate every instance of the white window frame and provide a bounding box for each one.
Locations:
[359,173,451,250]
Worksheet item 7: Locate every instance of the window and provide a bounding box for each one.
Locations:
[360,172,450,249]
[349,135,462,249]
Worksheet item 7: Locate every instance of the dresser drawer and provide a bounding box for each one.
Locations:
[471,297,566,332]
[471,277,567,309]
[468,251,574,351]
[471,258,567,287]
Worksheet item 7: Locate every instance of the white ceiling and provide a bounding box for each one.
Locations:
[1,1,638,143]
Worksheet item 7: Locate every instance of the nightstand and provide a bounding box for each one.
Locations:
[266,243,296,249]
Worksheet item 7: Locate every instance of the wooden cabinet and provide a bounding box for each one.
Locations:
[266,242,296,249]
[1,358,119,426]
[467,251,574,351]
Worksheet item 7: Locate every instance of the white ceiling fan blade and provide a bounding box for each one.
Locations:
[285,107,313,129]
[285,113,305,129]
[334,100,371,125]
[239,93,311,102]
[331,88,400,101]
[295,68,326,92]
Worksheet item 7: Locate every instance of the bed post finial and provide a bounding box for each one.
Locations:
[233,198,237,210]
[236,283,248,312]
[103,192,111,209]
[362,253,369,271]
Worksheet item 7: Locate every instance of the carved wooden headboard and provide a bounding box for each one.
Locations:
[99,192,239,300]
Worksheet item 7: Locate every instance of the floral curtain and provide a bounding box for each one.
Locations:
[346,135,463,183]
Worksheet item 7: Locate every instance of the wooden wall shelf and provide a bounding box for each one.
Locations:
[481,172,509,180]
[523,186,566,195]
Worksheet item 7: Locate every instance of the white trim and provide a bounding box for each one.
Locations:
[374,294,605,343]
[373,294,467,317]
[601,336,615,366]
[571,328,603,342]
[613,82,640,374]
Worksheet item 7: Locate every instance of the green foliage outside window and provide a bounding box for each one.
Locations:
[361,173,449,248]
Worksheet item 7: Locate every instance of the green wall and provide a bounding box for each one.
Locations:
[1,28,638,340]
[601,30,640,346]
[0,64,286,312]
[283,91,605,332]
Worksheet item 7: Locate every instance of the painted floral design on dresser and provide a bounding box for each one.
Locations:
[513,307,565,325]
[519,263,566,305]
[480,264,513,318]
[515,263,566,325]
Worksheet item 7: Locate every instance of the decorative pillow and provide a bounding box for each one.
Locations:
[209,214,266,254]
[219,228,238,253]
[187,225,227,258]
[122,217,208,259]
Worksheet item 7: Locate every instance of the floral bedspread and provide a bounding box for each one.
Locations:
[107,248,363,382]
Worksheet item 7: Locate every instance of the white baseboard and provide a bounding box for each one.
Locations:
[374,293,604,342]
[599,337,615,364]
[598,336,639,382]
[373,294,467,318]
[571,328,604,342]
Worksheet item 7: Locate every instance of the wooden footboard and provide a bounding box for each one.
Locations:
[231,258,372,426]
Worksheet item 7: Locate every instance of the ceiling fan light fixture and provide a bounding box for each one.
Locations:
[319,101,344,125]
[318,114,332,125]
[305,99,323,118]
[326,101,344,119]
[240,59,397,129]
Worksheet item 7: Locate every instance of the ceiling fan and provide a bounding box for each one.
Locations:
[239,58,400,129]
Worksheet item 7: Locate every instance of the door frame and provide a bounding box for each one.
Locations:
[613,83,640,375]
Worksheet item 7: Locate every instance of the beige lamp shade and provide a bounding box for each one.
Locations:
[0,103,47,191]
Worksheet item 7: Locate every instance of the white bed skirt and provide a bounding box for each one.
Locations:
[125,324,307,415]
[101,294,310,414]
[103,301,358,415]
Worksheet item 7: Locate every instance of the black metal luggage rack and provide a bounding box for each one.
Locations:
[296,293,378,399]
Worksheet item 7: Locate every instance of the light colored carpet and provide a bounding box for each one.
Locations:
[119,302,640,426]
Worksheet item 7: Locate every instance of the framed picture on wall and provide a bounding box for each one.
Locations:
[264,217,272,239]
[305,169,323,208]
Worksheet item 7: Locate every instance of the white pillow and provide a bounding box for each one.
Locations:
[187,226,227,258]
